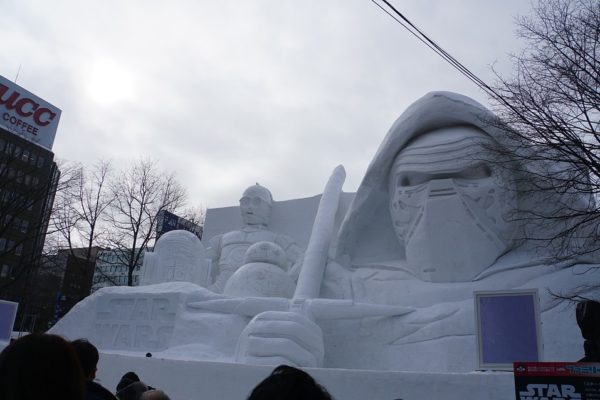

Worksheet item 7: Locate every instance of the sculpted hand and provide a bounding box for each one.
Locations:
[235,311,325,368]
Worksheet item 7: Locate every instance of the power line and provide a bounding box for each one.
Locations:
[371,0,502,101]
[369,0,557,160]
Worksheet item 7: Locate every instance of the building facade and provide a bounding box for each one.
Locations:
[91,248,145,292]
[0,74,62,331]
[0,127,60,331]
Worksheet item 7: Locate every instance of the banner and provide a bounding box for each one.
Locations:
[0,300,18,342]
[156,210,202,239]
[514,362,600,400]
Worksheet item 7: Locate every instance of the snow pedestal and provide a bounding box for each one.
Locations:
[96,353,515,400]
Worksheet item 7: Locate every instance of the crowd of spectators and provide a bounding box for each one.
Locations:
[0,333,331,400]
[0,334,172,400]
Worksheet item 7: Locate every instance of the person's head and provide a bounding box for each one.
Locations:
[0,333,85,400]
[71,338,99,380]
[117,371,141,391]
[388,125,517,282]
[240,184,273,226]
[247,365,332,400]
[116,381,149,400]
[576,300,600,341]
[140,389,171,400]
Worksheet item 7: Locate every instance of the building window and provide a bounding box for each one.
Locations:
[37,156,45,168]
[15,244,23,256]
[29,153,37,166]
[1,264,10,278]
[22,149,29,162]
[20,220,28,233]
[0,238,5,251]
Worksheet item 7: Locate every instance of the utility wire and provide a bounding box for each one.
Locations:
[369,0,563,167]
[371,0,502,101]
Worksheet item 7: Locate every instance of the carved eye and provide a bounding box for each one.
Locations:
[397,176,411,187]
[459,164,492,180]
[397,173,429,187]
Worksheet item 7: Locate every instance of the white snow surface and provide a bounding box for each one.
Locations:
[94,353,515,400]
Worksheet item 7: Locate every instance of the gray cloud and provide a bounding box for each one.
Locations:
[0,0,531,208]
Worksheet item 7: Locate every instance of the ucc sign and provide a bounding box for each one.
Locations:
[0,75,61,150]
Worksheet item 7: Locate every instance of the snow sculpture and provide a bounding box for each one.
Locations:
[141,230,209,286]
[206,184,304,292]
[232,91,600,371]
[50,91,599,373]
[230,166,412,368]
[223,241,296,298]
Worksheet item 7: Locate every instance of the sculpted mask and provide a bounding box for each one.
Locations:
[389,126,517,282]
[240,184,273,226]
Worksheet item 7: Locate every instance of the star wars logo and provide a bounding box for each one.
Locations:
[94,294,178,351]
[519,384,581,400]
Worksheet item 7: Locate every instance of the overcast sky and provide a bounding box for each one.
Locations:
[0,0,532,209]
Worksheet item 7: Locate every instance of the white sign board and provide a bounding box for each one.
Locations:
[0,75,61,150]
[475,289,542,370]
[0,300,18,342]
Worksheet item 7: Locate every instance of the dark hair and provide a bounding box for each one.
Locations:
[0,333,85,400]
[247,365,333,400]
[71,338,100,378]
[577,300,600,340]
[116,371,141,392]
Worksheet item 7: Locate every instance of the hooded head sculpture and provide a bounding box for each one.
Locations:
[333,92,521,282]
[388,125,517,282]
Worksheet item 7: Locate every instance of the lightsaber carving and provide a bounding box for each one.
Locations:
[294,164,346,301]
[187,165,414,320]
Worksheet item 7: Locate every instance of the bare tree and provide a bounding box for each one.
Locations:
[106,159,187,285]
[182,205,206,228]
[45,159,119,294]
[489,0,600,259]
[53,160,113,262]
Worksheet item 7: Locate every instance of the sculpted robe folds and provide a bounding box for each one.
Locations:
[50,91,599,373]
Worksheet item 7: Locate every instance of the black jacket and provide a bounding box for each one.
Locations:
[579,340,600,363]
